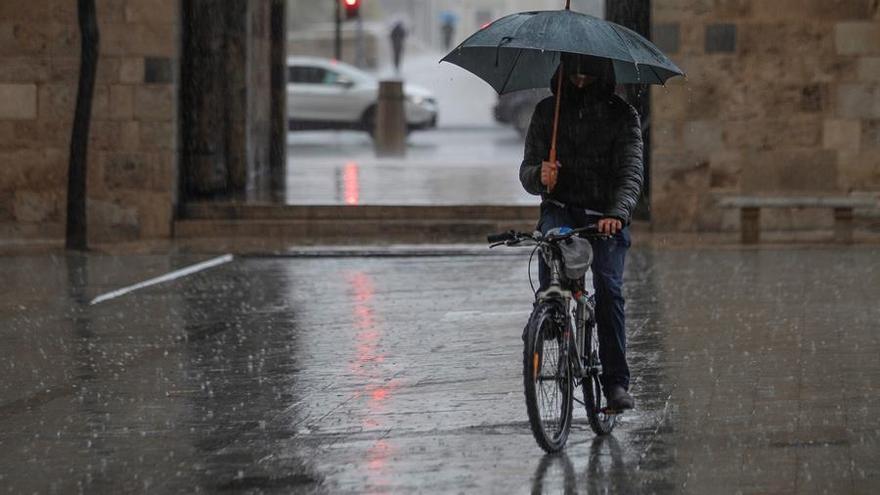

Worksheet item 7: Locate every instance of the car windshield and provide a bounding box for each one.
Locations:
[330,61,373,83]
[288,60,373,86]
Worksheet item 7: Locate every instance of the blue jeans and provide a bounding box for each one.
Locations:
[537,202,631,391]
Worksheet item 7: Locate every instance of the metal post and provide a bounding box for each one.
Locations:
[355,12,365,67]
[334,0,342,60]
[67,0,99,250]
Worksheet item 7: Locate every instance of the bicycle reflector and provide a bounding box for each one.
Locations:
[343,0,361,19]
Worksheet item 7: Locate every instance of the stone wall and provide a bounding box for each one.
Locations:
[651,0,880,231]
[0,0,179,242]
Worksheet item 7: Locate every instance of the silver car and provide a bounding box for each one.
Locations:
[287,56,438,135]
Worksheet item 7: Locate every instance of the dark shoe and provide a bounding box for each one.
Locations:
[606,385,634,411]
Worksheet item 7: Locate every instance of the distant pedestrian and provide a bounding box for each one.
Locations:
[390,21,407,73]
[441,19,456,50]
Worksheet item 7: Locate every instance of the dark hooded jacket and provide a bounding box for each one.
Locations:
[519,62,644,224]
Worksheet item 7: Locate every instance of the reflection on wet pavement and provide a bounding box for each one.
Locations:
[286,128,534,205]
[1,247,879,493]
[342,162,360,205]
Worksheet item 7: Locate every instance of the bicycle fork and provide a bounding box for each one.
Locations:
[563,292,596,381]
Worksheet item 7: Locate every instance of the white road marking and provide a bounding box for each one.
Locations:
[89,254,234,305]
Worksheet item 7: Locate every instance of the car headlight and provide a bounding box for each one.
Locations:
[407,95,437,107]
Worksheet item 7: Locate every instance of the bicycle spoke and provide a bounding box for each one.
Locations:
[536,333,565,437]
[524,307,575,452]
[539,375,557,420]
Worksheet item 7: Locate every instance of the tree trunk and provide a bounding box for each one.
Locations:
[66,0,99,250]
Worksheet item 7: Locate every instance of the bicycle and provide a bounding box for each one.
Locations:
[487,226,619,453]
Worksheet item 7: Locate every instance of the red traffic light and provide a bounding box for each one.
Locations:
[343,0,361,20]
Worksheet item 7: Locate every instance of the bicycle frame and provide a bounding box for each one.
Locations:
[487,227,604,382]
[535,243,596,383]
[488,226,617,447]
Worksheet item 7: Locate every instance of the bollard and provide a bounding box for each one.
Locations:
[833,207,854,244]
[374,80,407,157]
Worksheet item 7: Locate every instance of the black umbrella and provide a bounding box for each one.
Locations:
[441,0,684,164]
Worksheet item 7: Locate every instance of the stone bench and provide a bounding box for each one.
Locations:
[718,195,878,244]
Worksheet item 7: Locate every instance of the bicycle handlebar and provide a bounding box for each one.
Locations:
[487,225,606,246]
[486,231,516,243]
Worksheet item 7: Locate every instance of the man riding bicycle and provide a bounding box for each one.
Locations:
[519,53,643,412]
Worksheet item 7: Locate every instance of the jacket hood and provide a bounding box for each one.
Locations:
[550,53,615,100]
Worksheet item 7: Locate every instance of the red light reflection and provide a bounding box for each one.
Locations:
[343,161,359,205]
[372,387,388,401]
[346,271,398,488]
[366,438,394,490]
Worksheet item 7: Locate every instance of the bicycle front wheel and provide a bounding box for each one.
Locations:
[523,304,573,453]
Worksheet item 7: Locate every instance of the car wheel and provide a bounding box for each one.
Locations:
[361,105,377,138]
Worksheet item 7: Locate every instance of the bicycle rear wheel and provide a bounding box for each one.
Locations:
[582,327,616,435]
[523,304,573,453]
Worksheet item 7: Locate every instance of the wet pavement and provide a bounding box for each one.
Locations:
[1,246,879,493]
[285,127,533,206]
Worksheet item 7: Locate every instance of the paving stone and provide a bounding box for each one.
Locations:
[133,85,174,121]
[824,119,862,150]
[835,22,880,55]
[0,83,37,119]
[836,83,880,119]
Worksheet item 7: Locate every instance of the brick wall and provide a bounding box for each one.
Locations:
[651,0,880,231]
[0,0,178,242]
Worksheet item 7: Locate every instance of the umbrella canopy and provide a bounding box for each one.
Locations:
[440,9,685,94]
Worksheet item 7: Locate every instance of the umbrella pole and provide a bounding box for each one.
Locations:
[547,62,564,192]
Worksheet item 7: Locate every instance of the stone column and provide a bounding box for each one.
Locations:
[269,0,287,200]
[224,0,249,194]
[606,0,652,221]
[180,0,229,198]
[180,0,276,202]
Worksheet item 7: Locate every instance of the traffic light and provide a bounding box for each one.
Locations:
[342,0,360,20]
